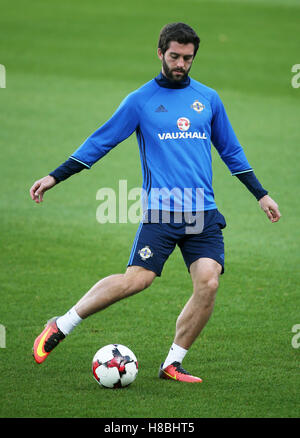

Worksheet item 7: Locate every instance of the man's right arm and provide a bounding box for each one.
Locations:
[29,157,88,203]
[29,90,140,203]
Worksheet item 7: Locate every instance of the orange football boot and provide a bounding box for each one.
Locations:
[158,361,203,383]
[33,317,65,364]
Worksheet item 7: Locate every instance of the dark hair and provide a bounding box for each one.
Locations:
[158,22,200,57]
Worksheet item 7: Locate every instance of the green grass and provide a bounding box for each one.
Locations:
[1,0,299,418]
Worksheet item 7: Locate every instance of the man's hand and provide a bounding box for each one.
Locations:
[30,175,56,204]
[259,195,281,223]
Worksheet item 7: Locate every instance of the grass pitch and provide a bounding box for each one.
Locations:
[0,0,299,419]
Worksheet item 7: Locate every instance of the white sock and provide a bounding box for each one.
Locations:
[56,306,82,336]
[163,343,188,368]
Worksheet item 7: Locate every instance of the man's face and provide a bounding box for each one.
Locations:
[157,41,195,82]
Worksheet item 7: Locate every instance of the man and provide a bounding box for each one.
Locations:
[30,23,281,382]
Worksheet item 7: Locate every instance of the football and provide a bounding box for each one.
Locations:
[92,344,138,388]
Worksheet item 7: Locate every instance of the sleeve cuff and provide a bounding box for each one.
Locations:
[49,157,88,183]
[234,170,268,200]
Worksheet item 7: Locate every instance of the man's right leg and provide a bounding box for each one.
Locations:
[74,266,156,318]
[33,266,156,364]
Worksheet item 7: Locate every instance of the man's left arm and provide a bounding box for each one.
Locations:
[235,171,281,223]
[258,194,281,223]
[211,91,281,223]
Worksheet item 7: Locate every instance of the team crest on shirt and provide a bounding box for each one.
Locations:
[191,100,205,113]
[138,246,153,261]
[177,117,191,131]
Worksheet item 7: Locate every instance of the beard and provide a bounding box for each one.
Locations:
[162,56,191,82]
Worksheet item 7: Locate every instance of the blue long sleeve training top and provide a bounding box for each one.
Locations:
[70,73,253,211]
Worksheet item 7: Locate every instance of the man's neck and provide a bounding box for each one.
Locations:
[155,71,190,89]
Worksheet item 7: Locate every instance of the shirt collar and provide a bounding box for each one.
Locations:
[155,71,190,89]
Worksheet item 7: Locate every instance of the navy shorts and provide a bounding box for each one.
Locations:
[127,209,226,276]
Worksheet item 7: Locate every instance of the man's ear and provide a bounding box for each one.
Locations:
[157,48,163,61]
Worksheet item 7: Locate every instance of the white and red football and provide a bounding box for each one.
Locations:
[92,344,138,388]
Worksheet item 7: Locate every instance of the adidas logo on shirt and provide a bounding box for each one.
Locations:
[155,105,168,112]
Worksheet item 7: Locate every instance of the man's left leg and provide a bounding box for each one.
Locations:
[159,257,221,382]
[174,257,221,349]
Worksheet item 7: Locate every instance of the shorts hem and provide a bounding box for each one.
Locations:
[127,262,162,277]
[186,255,225,275]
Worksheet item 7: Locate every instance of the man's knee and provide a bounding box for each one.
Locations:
[190,260,221,306]
[193,276,219,307]
[193,277,218,311]
[124,266,156,294]
[202,275,219,294]
[191,259,221,291]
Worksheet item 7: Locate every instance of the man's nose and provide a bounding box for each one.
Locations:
[176,57,185,68]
